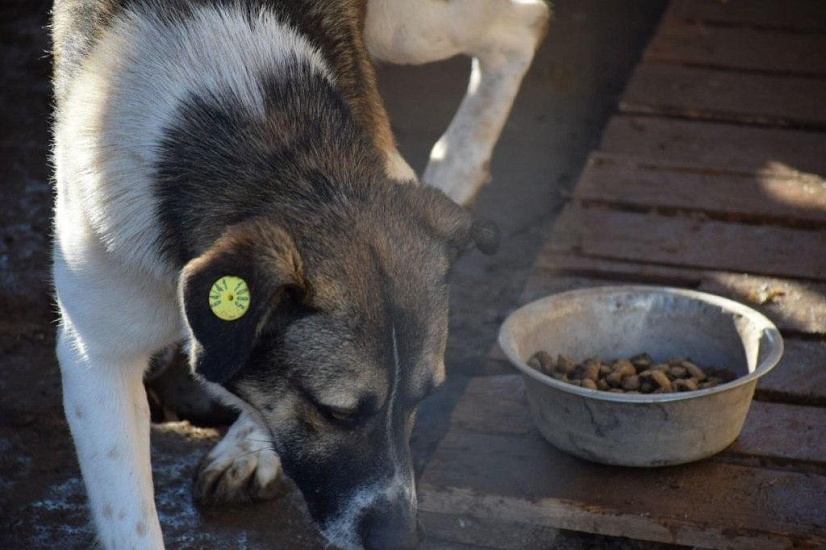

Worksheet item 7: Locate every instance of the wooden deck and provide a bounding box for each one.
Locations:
[418,1,826,548]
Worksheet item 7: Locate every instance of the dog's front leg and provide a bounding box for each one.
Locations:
[58,327,163,549]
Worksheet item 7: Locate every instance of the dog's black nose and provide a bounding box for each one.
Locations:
[360,504,418,550]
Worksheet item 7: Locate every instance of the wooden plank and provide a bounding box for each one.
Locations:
[645,22,826,76]
[419,510,562,550]
[757,338,826,406]
[448,376,826,466]
[419,376,826,549]
[620,64,826,128]
[575,154,826,226]
[420,487,801,550]
[664,0,826,33]
[544,206,826,281]
[533,220,826,329]
[524,255,826,335]
[600,116,826,177]
[732,401,826,465]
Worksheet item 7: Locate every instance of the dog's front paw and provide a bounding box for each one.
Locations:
[193,416,283,505]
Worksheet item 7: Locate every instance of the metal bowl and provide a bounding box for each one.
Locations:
[498,286,784,466]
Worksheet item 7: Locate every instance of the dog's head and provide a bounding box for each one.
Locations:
[180,183,497,549]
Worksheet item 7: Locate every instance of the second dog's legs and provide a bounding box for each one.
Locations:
[366,0,550,205]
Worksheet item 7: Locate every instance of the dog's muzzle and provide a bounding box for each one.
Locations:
[358,495,418,550]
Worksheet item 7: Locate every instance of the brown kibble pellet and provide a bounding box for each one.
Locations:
[606,372,624,387]
[640,380,655,394]
[612,360,636,378]
[532,350,555,372]
[527,356,542,371]
[674,378,698,392]
[557,355,577,374]
[582,363,600,382]
[621,375,640,391]
[597,379,610,391]
[599,364,612,375]
[651,363,670,372]
[650,370,673,392]
[669,365,688,379]
[630,353,653,368]
[581,378,598,391]
[682,361,707,381]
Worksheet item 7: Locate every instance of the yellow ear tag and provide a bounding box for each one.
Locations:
[209,276,251,321]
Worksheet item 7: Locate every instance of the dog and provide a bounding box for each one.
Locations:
[51,0,549,548]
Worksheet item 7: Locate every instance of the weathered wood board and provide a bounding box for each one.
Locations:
[645,22,826,76]
[575,153,826,225]
[525,252,826,337]
[600,117,826,177]
[663,0,826,33]
[620,64,826,128]
[643,22,826,76]
[419,376,826,550]
[544,206,826,281]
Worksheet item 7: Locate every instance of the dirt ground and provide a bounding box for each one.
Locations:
[0,0,681,548]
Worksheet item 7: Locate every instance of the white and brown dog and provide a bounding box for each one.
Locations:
[51,0,549,548]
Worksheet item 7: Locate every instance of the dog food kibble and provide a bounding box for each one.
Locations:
[527,351,736,394]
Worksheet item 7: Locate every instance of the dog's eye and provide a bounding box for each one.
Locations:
[319,404,360,426]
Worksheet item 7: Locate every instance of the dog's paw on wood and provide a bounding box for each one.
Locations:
[193,416,283,505]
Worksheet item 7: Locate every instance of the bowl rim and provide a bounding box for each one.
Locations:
[498,285,785,403]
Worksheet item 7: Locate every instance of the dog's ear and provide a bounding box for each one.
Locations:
[180,220,304,384]
[415,185,500,258]
[467,217,500,256]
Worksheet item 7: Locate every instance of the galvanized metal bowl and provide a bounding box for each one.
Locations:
[498,286,784,466]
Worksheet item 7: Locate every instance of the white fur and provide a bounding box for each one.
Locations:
[366,0,550,205]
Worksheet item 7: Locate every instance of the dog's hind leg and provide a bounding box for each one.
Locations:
[365,0,550,205]
[193,414,282,505]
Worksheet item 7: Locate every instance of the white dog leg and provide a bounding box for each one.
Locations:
[193,414,282,504]
[59,327,164,549]
[366,0,550,205]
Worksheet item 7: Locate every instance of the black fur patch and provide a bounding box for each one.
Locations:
[155,57,383,267]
